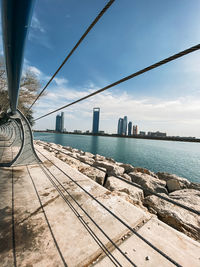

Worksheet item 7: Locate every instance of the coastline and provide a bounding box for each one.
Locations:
[35,139,200,242]
[33,130,200,143]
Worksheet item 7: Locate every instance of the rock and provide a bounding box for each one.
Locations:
[93,154,106,161]
[144,189,200,241]
[119,163,135,174]
[105,157,116,163]
[105,176,144,204]
[83,151,94,158]
[128,172,168,196]
[78,166,106,185]
[63,146,74,152]
[76,155,94,165]
[134,167,158,178]
[166,179,183,193]
[121,173,132,182]
[157,172,190,190]
[189,182,200,191]
[93,161,124,176]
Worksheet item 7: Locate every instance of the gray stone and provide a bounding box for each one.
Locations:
[105,176,144,204]
[144,189,200,241]
[129,172,168,196]
[78,166,106,185]
[189,182,200,191]
[157,172,190,191]
[93,154,106,161]
[76,155,94,165]
[93,161,124,176]
[119,163,135,174]
[133,167,158,178]
[121,173,132,182]
[83,151,94,158]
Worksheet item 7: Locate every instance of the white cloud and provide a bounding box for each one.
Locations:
[54,77,68,86]
[28,66,42,77]
[31,15,45,33]
[33,83,200,137]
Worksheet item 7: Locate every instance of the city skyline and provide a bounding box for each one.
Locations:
[51,109,198,138]
[16,0,200,138]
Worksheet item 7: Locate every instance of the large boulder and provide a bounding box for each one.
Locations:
[93,161,124,176]
[76,155,94,165]
[144,189,200,241]
[189,182,200,191]
[93,154,106,161]
[157,172,190,192]
[133,167,158,178]
[78,166,106,185]
[105,176,144,205]
[118,163,135,174]
[128,172,168,196]
[83,151,94,158]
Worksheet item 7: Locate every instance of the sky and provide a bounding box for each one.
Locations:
[1,0,200,137]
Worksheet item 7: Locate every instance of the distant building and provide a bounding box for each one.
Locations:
[122,116,127,135]
[74,130,82,133]
[148,131,167,137]
[92,107,100,134]
[133,125,138,135]
[139,131,146,136]
[55,112,64,132]
[117,118,123,135]
[128,121,132,136]
[99,130,105,134]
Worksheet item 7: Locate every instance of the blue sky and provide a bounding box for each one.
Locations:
[1,0,200,136]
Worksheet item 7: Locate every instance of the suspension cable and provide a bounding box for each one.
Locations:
[28,0,115,110]
[34,44,200,121]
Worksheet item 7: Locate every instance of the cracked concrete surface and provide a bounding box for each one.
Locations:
[0,144,200,266]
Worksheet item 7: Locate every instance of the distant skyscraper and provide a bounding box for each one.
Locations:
[128,121,132,136]
[61,112,64,132]
[133,125,138,135]
[92,107,100,134]
[122,116,127,135]
[55,112,64,132]
[117,118,123,135]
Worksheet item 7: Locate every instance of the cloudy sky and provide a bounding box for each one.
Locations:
[1,0,200,137]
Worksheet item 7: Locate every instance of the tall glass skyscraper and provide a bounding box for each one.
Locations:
[122,116,127,135]
[128,121,132,136]
[55,112,64,132]
[92,108,100,134]
[117,118,123,135]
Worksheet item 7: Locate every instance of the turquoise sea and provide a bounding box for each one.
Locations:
[34,132,200,183]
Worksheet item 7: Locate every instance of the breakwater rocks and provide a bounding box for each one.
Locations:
[35,140,200,242]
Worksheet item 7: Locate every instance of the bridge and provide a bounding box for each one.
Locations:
[0,1,200,266]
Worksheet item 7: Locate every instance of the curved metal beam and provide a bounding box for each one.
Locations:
[1,0,34,114]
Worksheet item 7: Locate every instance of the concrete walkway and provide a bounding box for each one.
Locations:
[0,142,200,266]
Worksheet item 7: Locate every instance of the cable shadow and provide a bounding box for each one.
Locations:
[27,166,68,267]
[11,167,17,267]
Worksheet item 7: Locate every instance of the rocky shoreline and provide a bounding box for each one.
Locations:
[35,140,200,242]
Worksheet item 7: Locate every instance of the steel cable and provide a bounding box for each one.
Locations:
[28,0,115,110]
[34,44,200,121]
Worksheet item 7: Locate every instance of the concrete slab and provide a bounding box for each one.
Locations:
[1,144,200,267]
[96,217,200,267]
